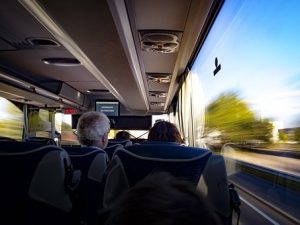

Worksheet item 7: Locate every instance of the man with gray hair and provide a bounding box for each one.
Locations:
[76,111,110,149]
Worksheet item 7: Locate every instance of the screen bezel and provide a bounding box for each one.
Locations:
[95,99,120,117]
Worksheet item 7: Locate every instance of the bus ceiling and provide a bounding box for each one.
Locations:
[0,0,222,115]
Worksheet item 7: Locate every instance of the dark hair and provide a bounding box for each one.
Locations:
[105,173,221,225]
[115,131,130,140]
[148,121,183,143]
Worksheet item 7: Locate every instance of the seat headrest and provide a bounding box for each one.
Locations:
[108,139,132,147]
[125,144,210,159]
[64,146,106,157]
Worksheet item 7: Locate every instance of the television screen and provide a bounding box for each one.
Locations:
[95,100,119,117]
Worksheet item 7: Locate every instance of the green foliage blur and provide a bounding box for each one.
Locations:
[0,98,23,140]
[62,121,73,131]
[278,130,288,141]
[205,93,273,145]
[295,128,300,143]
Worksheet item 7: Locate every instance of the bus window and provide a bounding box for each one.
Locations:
[0,97,23,140]
[191,0,300,156]
[28,109,52,138]
[152,114,169,125]
[175,0,300,223]
[109,114,170,141]
[55,113,79,146]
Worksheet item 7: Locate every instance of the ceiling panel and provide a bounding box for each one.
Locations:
[38,0,148,111]
[147,81,170,92]
[0,0,215,114]
[67,81,106,93]
[0,50,99,82]
[142,52,178,73]
[148,96,166,103]
[133,0,191,30]
[0,0,55,41]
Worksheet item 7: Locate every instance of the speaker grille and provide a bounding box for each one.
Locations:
[141,32,179,53]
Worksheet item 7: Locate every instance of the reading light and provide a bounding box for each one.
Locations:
[42,58,81,66]
[147,73,172,83]
[150,102,165,107]
[149,91,167,98]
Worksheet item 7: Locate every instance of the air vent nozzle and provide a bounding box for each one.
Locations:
[141,32,179,53]
[149,91,167,98]
[147,73,172,83]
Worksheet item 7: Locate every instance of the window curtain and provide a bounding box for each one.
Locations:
[172,71,205,147]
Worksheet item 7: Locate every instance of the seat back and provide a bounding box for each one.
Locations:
[104,144,124,159]
[107,139,132,147]
[26,136,57,145]
[64,146,109,224]
[197,154,231,223]
[0,141,74,225]
[104,143,210,205]
[103,142,231,224]
[0,136,17,141]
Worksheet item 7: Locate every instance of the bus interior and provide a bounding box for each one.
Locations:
[0,0,300,225]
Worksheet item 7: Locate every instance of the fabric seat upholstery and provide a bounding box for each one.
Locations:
[0,141,75,225]
[104,144,124,160]
[64,146,109,224]
[107,139,132,147]
[103,142,231,224]
[103,143,211,205]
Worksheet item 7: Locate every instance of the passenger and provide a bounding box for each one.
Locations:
[76,111,110,149]
[148,121,184,144]
[115,130,130,140]
[105,172,221,225]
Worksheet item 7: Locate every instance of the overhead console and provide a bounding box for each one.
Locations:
[0,71,89,109]
[40,81,90,108]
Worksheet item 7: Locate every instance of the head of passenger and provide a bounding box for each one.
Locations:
[105,172,221,225]
[115,130,130,140]
[148,121,184,143]
[76,111,110,149]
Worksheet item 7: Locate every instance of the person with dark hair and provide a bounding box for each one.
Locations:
[115,130,130,140]
[148,121,184,143]
[105,172,221,225]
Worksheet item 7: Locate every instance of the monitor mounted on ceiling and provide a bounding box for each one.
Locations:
[95,100,120,117]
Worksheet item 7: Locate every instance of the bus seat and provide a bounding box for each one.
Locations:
[103,144,211,206]
[104,144,124,159]
[0,143,77,225]
[125,141,203,160]
[0,140,44,149]
[197,154,232,223]
[107,139,132,147]
[26,136,57,145]
[64,146,109,224]
[141,140,184,145]
[103,143,231,224]
[0,136,17,141]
